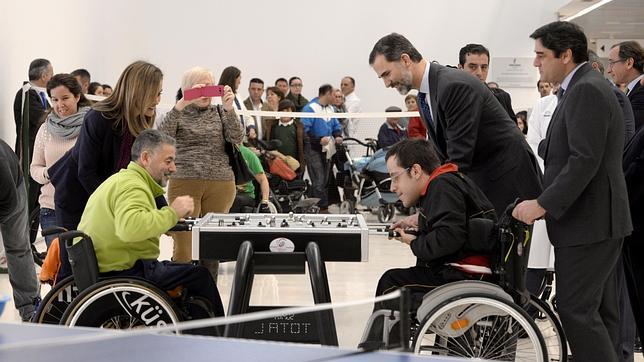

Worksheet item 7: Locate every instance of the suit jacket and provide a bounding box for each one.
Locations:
[243,97,264,134]
[537,63,632,247]
[418,63,542,214]
[612,85,635,144]
[627,79,644,131]
[243,97,263,112]
[489,87,517,123]
[13,85,49,160]
[623,126,644,241]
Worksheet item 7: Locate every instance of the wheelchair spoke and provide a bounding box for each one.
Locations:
[413,295,547,361]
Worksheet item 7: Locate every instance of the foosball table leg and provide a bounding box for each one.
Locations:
[305,242,339,346]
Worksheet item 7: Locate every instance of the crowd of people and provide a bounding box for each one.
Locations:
[0,19,643,362]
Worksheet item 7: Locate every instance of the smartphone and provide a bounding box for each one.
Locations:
[183,85,225,101]
[201,85,225,97]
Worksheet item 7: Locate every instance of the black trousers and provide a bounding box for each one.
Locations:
[375,265,489,312]
[229,194,256,213]
[623,234,644,356]
[617,252,636,362]
[27,178,41,244]
[110,259,225,317]
[554,238,622,362]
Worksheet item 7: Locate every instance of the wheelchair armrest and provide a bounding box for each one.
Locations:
[63,231,100,292]
[41,226,68,237]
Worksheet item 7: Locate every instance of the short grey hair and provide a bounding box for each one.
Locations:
[28,58,51,81]
[131,129,175,161]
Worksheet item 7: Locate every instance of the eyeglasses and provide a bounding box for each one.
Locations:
[389,167,410,184]
[290,83,303,87]
[607,59,626,68]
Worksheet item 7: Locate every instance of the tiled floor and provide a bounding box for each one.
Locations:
[1,208,642,360]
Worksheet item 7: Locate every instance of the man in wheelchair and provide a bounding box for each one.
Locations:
[375,138,497,315]
[229,144,271,213]
[77,129,225,318]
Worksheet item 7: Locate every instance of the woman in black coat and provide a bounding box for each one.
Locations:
[48,60,163,279]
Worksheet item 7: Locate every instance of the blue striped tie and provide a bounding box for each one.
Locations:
[417,92,435,130]
[39,92,47,109]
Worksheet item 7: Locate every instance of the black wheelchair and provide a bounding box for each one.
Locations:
[32,222,217,334]
[360,203,567,361]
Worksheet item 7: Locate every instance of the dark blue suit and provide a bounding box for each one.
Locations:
[538,63,632,361]
[417,63,542,215]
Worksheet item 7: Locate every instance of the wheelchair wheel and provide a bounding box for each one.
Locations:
[60,278,181,330]
[29,207,46,266]
[377,204,395,223]
[339,200,356,214]
[412,293,547,361]
[528,294,567,362]
[32,276,78,324]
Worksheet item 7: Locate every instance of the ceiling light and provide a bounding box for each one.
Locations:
[562,0,615,21]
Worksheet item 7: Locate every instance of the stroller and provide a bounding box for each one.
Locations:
[255,140,320,214]
[337,138,400,222]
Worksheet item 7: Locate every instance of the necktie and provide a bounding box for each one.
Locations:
[417,92,435,130]
[556,87,565,101]
[234,97,245,126]
[39,91,47,109]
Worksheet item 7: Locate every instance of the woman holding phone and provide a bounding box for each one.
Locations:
[159,66,243,281]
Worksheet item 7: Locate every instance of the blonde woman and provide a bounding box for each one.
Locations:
[159,67,243,278]
[49,61,163,279]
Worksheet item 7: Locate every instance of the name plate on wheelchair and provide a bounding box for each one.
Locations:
[240,306,320,344]
[191,213,368,262]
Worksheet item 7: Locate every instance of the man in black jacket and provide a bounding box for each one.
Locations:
[514,22,632,362]
[457,43,517,123]
[12,58,53,248]
[369,33,541,216]
[0,139,39,321]
[375,139,496,308]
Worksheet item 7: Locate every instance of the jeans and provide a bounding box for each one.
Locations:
[39,208,57,249]
[0,180,40,320]
[304,149,329,208]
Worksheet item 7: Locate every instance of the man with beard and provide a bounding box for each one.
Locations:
[77,129,224,318]
[368,33,541,216]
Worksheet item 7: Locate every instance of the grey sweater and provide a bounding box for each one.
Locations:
[159,104,244,180]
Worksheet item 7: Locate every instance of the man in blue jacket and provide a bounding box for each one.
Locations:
[301,84,343,212]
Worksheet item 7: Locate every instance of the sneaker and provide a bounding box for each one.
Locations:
[0,254,7,274]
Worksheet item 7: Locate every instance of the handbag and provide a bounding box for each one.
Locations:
[216,105,253,185]
[268,156,296,181]
[268,150,300,171]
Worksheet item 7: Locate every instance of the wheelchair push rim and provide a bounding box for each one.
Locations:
[412,293,548,361]
[60,279,181,331]
[33,276,78,324]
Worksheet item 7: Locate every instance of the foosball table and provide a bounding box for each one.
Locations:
[190,212,370,346]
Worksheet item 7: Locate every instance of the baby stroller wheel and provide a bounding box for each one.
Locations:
[339,200,356,214]
[377,204,395,223]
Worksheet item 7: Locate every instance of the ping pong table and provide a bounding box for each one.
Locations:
[0,322,467,361]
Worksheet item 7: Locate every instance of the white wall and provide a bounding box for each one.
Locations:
[0,0,567,146]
